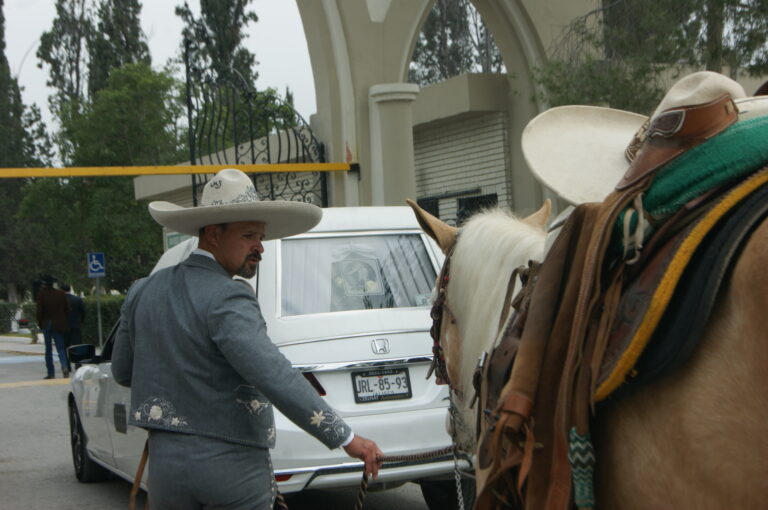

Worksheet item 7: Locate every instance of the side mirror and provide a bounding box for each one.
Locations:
[68,344,96,364]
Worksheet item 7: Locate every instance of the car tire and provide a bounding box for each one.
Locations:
[420,477,476,510]
[68,401,110,482]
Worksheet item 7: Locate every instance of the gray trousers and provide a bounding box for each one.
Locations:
[147,430,277,510]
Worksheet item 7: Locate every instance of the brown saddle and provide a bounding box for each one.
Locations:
[608,178,768,399]
[471,94,768,510]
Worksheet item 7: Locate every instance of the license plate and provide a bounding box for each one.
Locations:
[352,368,412,403]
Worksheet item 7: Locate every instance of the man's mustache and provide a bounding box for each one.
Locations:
[247,253,262,262]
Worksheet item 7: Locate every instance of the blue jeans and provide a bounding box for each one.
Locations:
[44,323,70,377]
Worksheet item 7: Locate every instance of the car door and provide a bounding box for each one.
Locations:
[100,325,148,480]
[74,356,116,467]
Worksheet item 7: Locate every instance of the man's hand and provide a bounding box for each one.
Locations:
[343,435,384,479]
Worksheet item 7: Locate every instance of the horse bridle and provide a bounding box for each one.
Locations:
[424,237,538,510]
[426,241,457,389]
[427,237,530,407]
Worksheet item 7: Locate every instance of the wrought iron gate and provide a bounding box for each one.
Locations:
[183,39,328,206]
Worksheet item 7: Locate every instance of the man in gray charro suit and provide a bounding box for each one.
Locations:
[112,168,383,510]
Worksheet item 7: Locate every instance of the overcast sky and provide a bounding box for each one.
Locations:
[4,0,316,128]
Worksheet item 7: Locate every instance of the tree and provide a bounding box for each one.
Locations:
[0,0,54,301]
[87,0,151,96]
[177,0,301,164]
[67,63,184,167]
[29,0,190,293]
[71,63,184,291]
[36,0,91,124]
[535,0,768,113]
[409,0,505,86]
[176,0,259,84]
[16,63,185,292]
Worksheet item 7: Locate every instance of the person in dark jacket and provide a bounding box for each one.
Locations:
[36,276,71,378]
[61,283,86,347]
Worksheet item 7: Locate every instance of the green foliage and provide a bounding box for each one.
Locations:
[14,176,163,293]
[177,0,301,161]
[13,64,184,293]
[409,0,504,86]
[534,0,768,112]
[81,294,124,346]
[0,0,54,301]
[87,0,151,96]
[0,300,16,332]
[534,56,668,115]
[67,63,185,167]
[20,301,39,337]
[176,0,259,84]
[36,0,91,122]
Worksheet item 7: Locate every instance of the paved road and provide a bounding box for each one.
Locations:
[0,351,435,510]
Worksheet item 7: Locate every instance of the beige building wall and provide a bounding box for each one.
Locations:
[411,74,517,224]
[414,111,511,225]
[296,0,595,209]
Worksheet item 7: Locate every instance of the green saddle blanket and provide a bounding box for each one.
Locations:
[613,114,768,257]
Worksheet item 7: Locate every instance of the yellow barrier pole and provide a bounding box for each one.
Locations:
[0,163,354,179]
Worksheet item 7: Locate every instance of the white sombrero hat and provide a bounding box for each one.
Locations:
[149,168,322,240]
[522,71,768,205]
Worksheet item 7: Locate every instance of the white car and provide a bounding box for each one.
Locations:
[67,206,472,508]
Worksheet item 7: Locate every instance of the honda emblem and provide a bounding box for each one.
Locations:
[371,338,390,354]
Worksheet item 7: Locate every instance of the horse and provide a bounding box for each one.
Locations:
[408,198,768,509]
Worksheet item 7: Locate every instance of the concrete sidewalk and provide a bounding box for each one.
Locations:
[0,334,45,356]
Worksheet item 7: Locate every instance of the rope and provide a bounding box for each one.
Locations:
[274,492,290,510]
[354,473,369,510]
[378,446,455,463]
[277,446,467,510]
[352,446,463,510]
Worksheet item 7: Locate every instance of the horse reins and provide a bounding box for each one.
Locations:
[279,447,463,510]
[427,242,457,388]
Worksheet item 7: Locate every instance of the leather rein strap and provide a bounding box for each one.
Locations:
[427,242,457,387]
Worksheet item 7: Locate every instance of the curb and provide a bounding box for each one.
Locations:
[0,350,45,356]
[0,378,70,389]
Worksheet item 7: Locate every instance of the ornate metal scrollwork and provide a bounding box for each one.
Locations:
[184,38,327,206]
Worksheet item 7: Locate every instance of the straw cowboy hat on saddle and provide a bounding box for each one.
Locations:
[522,71,768,205]
[148,168,322,239]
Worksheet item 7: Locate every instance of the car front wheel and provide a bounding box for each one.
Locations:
[68,401,110,482]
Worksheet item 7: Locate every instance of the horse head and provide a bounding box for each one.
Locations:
[407,199,550,451]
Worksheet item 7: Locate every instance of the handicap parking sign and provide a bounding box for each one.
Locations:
[87,252,106,278]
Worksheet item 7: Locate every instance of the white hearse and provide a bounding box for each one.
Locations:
[67,206,471,508]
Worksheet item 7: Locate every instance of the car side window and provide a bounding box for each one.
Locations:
[99,321,120,361]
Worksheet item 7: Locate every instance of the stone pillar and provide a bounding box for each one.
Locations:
[368,83,420,206]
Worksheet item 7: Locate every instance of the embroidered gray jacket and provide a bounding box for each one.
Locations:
[111,254,352,449]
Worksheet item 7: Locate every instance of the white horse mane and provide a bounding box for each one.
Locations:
[445,208,547,448]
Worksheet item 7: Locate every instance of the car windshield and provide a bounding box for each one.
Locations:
[281,234,436,316]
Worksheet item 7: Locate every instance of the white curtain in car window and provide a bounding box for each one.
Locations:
[281,235,436,316]
[380,236,434,307]
[281,238,330,316]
